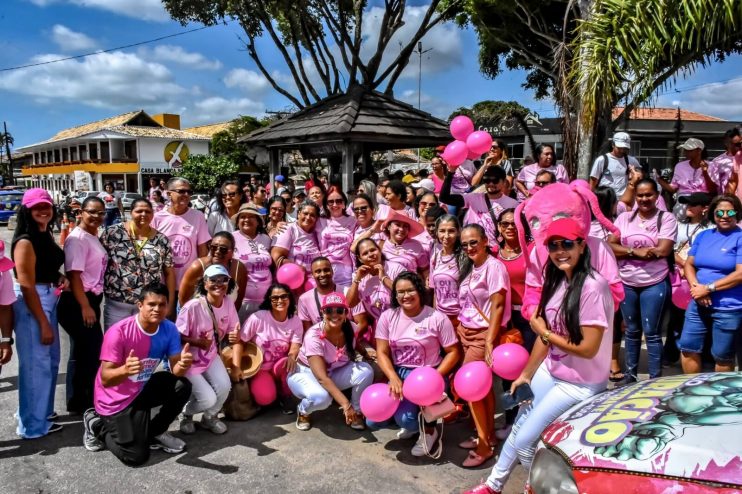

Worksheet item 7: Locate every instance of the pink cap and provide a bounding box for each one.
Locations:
[22,188,53,209]
[543,218,585,244]
[321,292,349,310]
[0,241,13,273]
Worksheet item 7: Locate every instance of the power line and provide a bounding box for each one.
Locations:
[0,25,213,73]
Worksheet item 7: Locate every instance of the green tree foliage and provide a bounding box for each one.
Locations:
[449,100,538,153]
[179,154,240,192]
[210,115,266,166]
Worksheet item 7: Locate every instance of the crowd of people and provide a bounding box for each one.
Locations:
[0,128,740,493]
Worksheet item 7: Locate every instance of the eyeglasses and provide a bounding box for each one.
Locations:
[223,191,240,198]
[270,294,290,302]
[534,181,551,187]
[169,189,192,195]
[461,240,480,249]
[499,221,516,229]
[353,206,369,214]
[209,245,231,254]
[83,209,106,217]
[207,276,229,286]
[395,289,418,299]
[327,199,345,205]
[323,307,346,315]
[419,201,436,208]
[715,209,738,218]
[547,239,582,252]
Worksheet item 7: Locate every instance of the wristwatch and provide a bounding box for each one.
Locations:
[0,336,13,345]
[540,330,552,346]
[627,247,634,257]
[706,283,717,293]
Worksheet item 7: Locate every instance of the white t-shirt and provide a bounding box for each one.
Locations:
[589,153,640,196]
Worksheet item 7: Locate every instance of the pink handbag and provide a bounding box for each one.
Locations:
[421,393,456,422]
[670,266,691,310]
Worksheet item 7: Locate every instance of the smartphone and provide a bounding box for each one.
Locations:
[499,383,535,410]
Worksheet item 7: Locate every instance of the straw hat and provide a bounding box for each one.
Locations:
[221,342,263,380]
[382,209,425,237]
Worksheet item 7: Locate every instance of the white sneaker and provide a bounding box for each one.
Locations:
[179,414,196,435]
[396,428,417,440]
[411,428,439,457]
[200,414,227,435]
[150,432,186,454]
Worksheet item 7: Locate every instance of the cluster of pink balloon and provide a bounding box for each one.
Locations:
[360,344,530,421]
[276,263,304,290]
[440,115,493,168]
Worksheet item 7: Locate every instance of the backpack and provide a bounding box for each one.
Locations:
[600,153,631,179]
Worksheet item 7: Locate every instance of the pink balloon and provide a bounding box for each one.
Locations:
[454,361,493,402]
[450,115,475,141]
[467,149,482,160]
[360,383,400,422]
[250,370,277,406]
[491,343,529,380]
[466,131,493,155]
[443,140,468,167]
[402,366,445,406]
[277,262,305,290]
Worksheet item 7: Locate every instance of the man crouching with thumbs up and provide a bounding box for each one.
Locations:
[82,282,193,466]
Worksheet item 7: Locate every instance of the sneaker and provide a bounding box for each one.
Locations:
[47,423,63,435]
[350,414,366,431]
[150,432,185,454]
[200,414,227,435]
[279,398,295,415]
[179,414,196,435]
[82,409,105,452]
[396,428,417,440]
[411,428,439,457]
[295,408,311,431]
[462,483,500,494]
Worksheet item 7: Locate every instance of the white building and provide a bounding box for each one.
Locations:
[17,110,210,198]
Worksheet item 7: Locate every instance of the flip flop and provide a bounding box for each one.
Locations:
[462,449,495,468]
[609,370,625,383]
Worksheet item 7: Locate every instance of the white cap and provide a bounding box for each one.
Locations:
[203,264,230,279]
[611,132,631,149]
[412,178,435,191]
[677,138,705,151]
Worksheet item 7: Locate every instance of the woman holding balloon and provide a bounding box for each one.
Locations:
[371,272,460,456]
[464,218,614,494]
[271,200,322,288]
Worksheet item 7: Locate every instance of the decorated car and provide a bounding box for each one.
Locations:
[529,373,742,493]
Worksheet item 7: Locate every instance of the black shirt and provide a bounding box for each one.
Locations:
[12,232,65,284]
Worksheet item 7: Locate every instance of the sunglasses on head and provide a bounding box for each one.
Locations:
[270,293,290,302]
[547,239,582,252]
[323,307,345,315]
[715,209,738,218]
[210,245,231,254]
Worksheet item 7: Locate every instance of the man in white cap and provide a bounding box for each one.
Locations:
[589,131,640,200]
[657,137,717,197]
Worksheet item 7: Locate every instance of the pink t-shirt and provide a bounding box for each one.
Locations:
[63,227,107,295]
[413,230,434,253]
[0,270,17,305]
[381,238,429,273]
[233,231,273,303]
[459,255,511,329]
[151,208,211,285]
[94,317,182,416]
[176,297,239,376]
[240,310,303,370]
[298,323,354,371]
[317,215,357,268]
[463,193,519,246]
[516,164,569,199]
[375,306,458,368]
[273,222,321,273]
[710,152,735,194]
[614,210,677,287]
[544,273,614,385]
[671,160,711,195]
[431,174,444,194]
[429,244,460,316]
[451,159,478,194]
[356,261,405,320]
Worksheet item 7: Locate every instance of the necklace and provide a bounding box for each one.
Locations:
[499,244,522,260]
[129,222,152,254]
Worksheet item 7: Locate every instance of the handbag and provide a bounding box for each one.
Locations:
[418,393,455,459]
[470,298,525,346]
[223,379,260,421]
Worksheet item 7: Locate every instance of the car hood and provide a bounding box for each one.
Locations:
[541,372,742,486]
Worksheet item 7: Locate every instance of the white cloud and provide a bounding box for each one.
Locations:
[186,97,265,125]
[27,0,170,22]
[658,77,742,121]
[50,24,98,52]
[142,45,222,70]
[224,68,270,93]
[399,89,454,119]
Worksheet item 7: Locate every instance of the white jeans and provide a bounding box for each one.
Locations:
[103,299,138,331]
[486,364,605,491]
[183,358,231,417]
[287,361,373,415]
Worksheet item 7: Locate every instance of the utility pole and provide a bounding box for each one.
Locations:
[415,42,433,165]
[3,122,12,186]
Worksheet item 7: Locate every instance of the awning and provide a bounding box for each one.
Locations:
[21,162,140,176]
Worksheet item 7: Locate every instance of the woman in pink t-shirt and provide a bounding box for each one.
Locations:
[457,224,511,467]
[58,196,108,413]
[430,214,461,324]
[608,178,676,382]
[465,218,613,494]
[287,292,373,431]
[235,283,303,413]
[350,194,385,256]
[272,200,322,288]
[381,180,417,220]
[514,144,568,200]
[176,264,240,435]
[380,211,430,280]
[431,157,446,194]
[318,188,357,288]
[372,272,460,457]
[232,204,274,322]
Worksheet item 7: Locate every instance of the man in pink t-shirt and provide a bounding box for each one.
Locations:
[0,241,16,368]
[298,257,363,329]
[658,138,717,197]
[151,178,211,288]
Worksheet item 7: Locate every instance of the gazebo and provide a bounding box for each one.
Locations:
[239,84,451,192]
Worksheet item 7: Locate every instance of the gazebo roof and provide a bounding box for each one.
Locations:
[240,85,450,151]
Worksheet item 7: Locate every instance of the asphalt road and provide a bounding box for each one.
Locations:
[0,226,528,494]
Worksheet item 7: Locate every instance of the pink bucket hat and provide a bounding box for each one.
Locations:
[22,188,53,209]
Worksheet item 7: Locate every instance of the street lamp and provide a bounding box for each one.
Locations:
[415,41,432,165]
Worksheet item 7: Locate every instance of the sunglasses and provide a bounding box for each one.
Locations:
[169,189,192,195]
[207,276,229,286]
[353,206,369,214]
[499,221,516,229]
[327,199,345,205]
[547,239,582,252]
[223,191,240,198]
[534,181,551,187]
[461,239,480,249]
[490,146,500,151]
[209,245,231,254]
[419,201,437,208]
[715,209,738,218]
[323,307,345,315]
[483,177,500,184]
[83,209,106,217]
[270,294,290,302]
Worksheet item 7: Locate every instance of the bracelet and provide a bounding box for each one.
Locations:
[351,278,360,284]
[381,275,390,284]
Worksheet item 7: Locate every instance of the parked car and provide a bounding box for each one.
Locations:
[120,192,142,211]
[0,190,24,224]
[190,194,210,212]
[530,372,742,493]
[75,190,102,201]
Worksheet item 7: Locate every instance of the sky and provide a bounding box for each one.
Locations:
[2,0,741,148]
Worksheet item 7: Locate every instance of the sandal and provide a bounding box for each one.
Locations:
[462,449,495,468]
[458,436,478,449]
[609,370,625,383]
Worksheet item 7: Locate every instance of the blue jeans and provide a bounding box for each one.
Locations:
[620,278,669,380]
[678,302,742,363]
[13,284,60,438]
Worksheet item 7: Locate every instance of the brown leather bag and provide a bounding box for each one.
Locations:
[223,379,260,421]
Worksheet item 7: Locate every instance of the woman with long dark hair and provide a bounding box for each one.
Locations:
[12,188,66,437]
[98,181,124,228]
[265,196,289,241]
[430,214,461,325]
[346,238,404,324]
[287,292,373,431]
[464,218,614,494]
[207,180,246,236]
[318,187,357,288]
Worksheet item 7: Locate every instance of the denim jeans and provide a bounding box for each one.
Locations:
[620,278,670,380]
[13,283,60,438]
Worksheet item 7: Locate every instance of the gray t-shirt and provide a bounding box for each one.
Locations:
[589,153,640,196]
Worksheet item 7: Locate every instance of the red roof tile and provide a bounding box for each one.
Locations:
[613,107,725,122]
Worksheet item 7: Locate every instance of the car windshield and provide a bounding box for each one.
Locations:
[1,193,23,202]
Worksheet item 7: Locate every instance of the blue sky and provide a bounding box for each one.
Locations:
[2,0,741,148]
